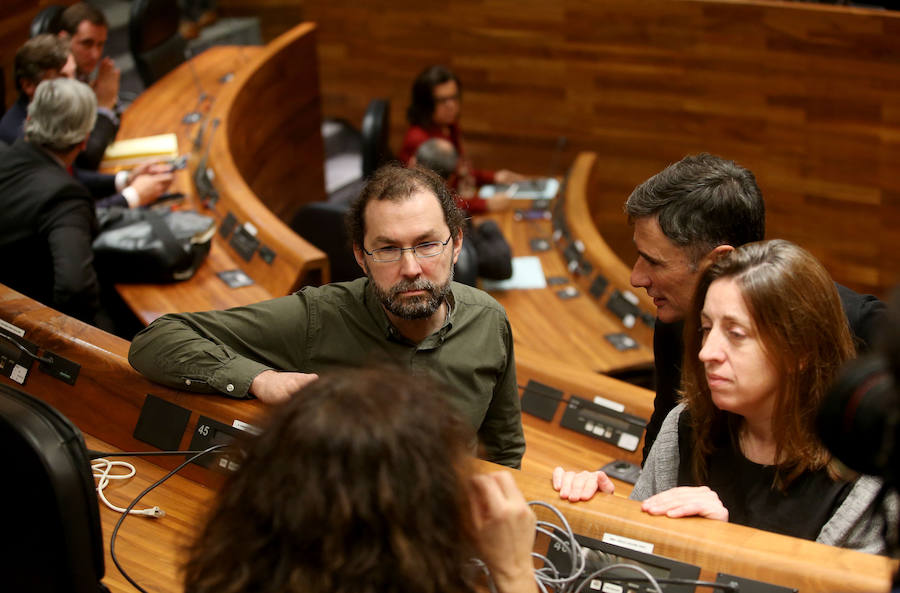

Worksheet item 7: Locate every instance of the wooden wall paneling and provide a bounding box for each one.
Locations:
[216,21,327,225]
[306,0,900,299]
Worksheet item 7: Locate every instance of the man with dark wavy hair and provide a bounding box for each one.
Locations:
[130,164,525,468]
[0,34,75,145]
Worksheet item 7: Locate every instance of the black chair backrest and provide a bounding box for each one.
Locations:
[453,236,479,287]
[291,201,364,283]
[30,4,65,37]
[1,65,6,113]
[129,0,187,88]
[361,98,391,178]
[0,382,107,592]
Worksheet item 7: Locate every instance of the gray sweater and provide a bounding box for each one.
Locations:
[632,404,896,555]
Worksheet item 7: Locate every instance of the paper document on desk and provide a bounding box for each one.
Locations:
[481,256,547,290]
[100,133,179,168]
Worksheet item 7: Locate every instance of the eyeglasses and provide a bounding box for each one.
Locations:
[434,93,460,105]
[363,235,453,263]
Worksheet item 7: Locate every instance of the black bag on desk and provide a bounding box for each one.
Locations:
[92,207,216,283]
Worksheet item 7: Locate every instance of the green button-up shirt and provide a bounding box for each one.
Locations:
[128,278,525,467]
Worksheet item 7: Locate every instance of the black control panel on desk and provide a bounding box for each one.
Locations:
[559,395,646,453]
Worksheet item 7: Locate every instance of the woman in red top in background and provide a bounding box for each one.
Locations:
[399,65,526,213]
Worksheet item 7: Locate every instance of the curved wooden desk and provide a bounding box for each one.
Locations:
[114,23,328,324]
[0,285,891,593]
[482,207,654,377]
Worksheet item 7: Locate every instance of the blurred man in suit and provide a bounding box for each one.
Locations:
[1,35,172,209]
[0,79,124,333]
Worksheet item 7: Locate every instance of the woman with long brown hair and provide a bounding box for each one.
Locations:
[553,240,895,553]
[183,367,538,593]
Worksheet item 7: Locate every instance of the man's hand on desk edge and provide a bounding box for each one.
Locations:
[552,466,616,501]
[250,370,319,404]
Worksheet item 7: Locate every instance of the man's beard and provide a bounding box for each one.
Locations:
[368,265,454,320]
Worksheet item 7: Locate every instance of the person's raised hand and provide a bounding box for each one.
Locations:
[551,466,616,501]
[469,471,538,593]
[249,369,319,404]
[640,486,729,521]
[93,57,120,110]
[494,169,527,185]
[486,192,511,212]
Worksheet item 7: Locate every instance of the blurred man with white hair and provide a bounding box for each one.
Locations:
[0,78,130,334]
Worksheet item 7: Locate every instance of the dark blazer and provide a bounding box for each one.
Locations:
[74,107,119,171]
[0,96,128,208]
[0,95,27,146]
[0,139,102,325]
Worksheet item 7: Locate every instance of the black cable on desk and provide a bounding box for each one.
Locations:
[109,444,226,593]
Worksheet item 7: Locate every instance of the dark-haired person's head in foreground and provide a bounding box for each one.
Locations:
[625,153,765,324]
[183,368,537,593]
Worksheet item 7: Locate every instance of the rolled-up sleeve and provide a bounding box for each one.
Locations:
[128,294,311,398]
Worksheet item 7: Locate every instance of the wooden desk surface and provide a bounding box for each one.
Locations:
[87,434,215,593]
[87,432,895,593]
[113,26,328,325]
[483,207,654,376]
[0,284,889,593]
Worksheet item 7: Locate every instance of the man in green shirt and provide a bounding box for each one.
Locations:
[128,164,525,468]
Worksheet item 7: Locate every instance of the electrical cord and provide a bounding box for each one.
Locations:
[471,500,744,593]
[573,564,664,593]
[110,444,226,593]
[0,331,53,365]
[88,448,225,460]
[92,458,165,518]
